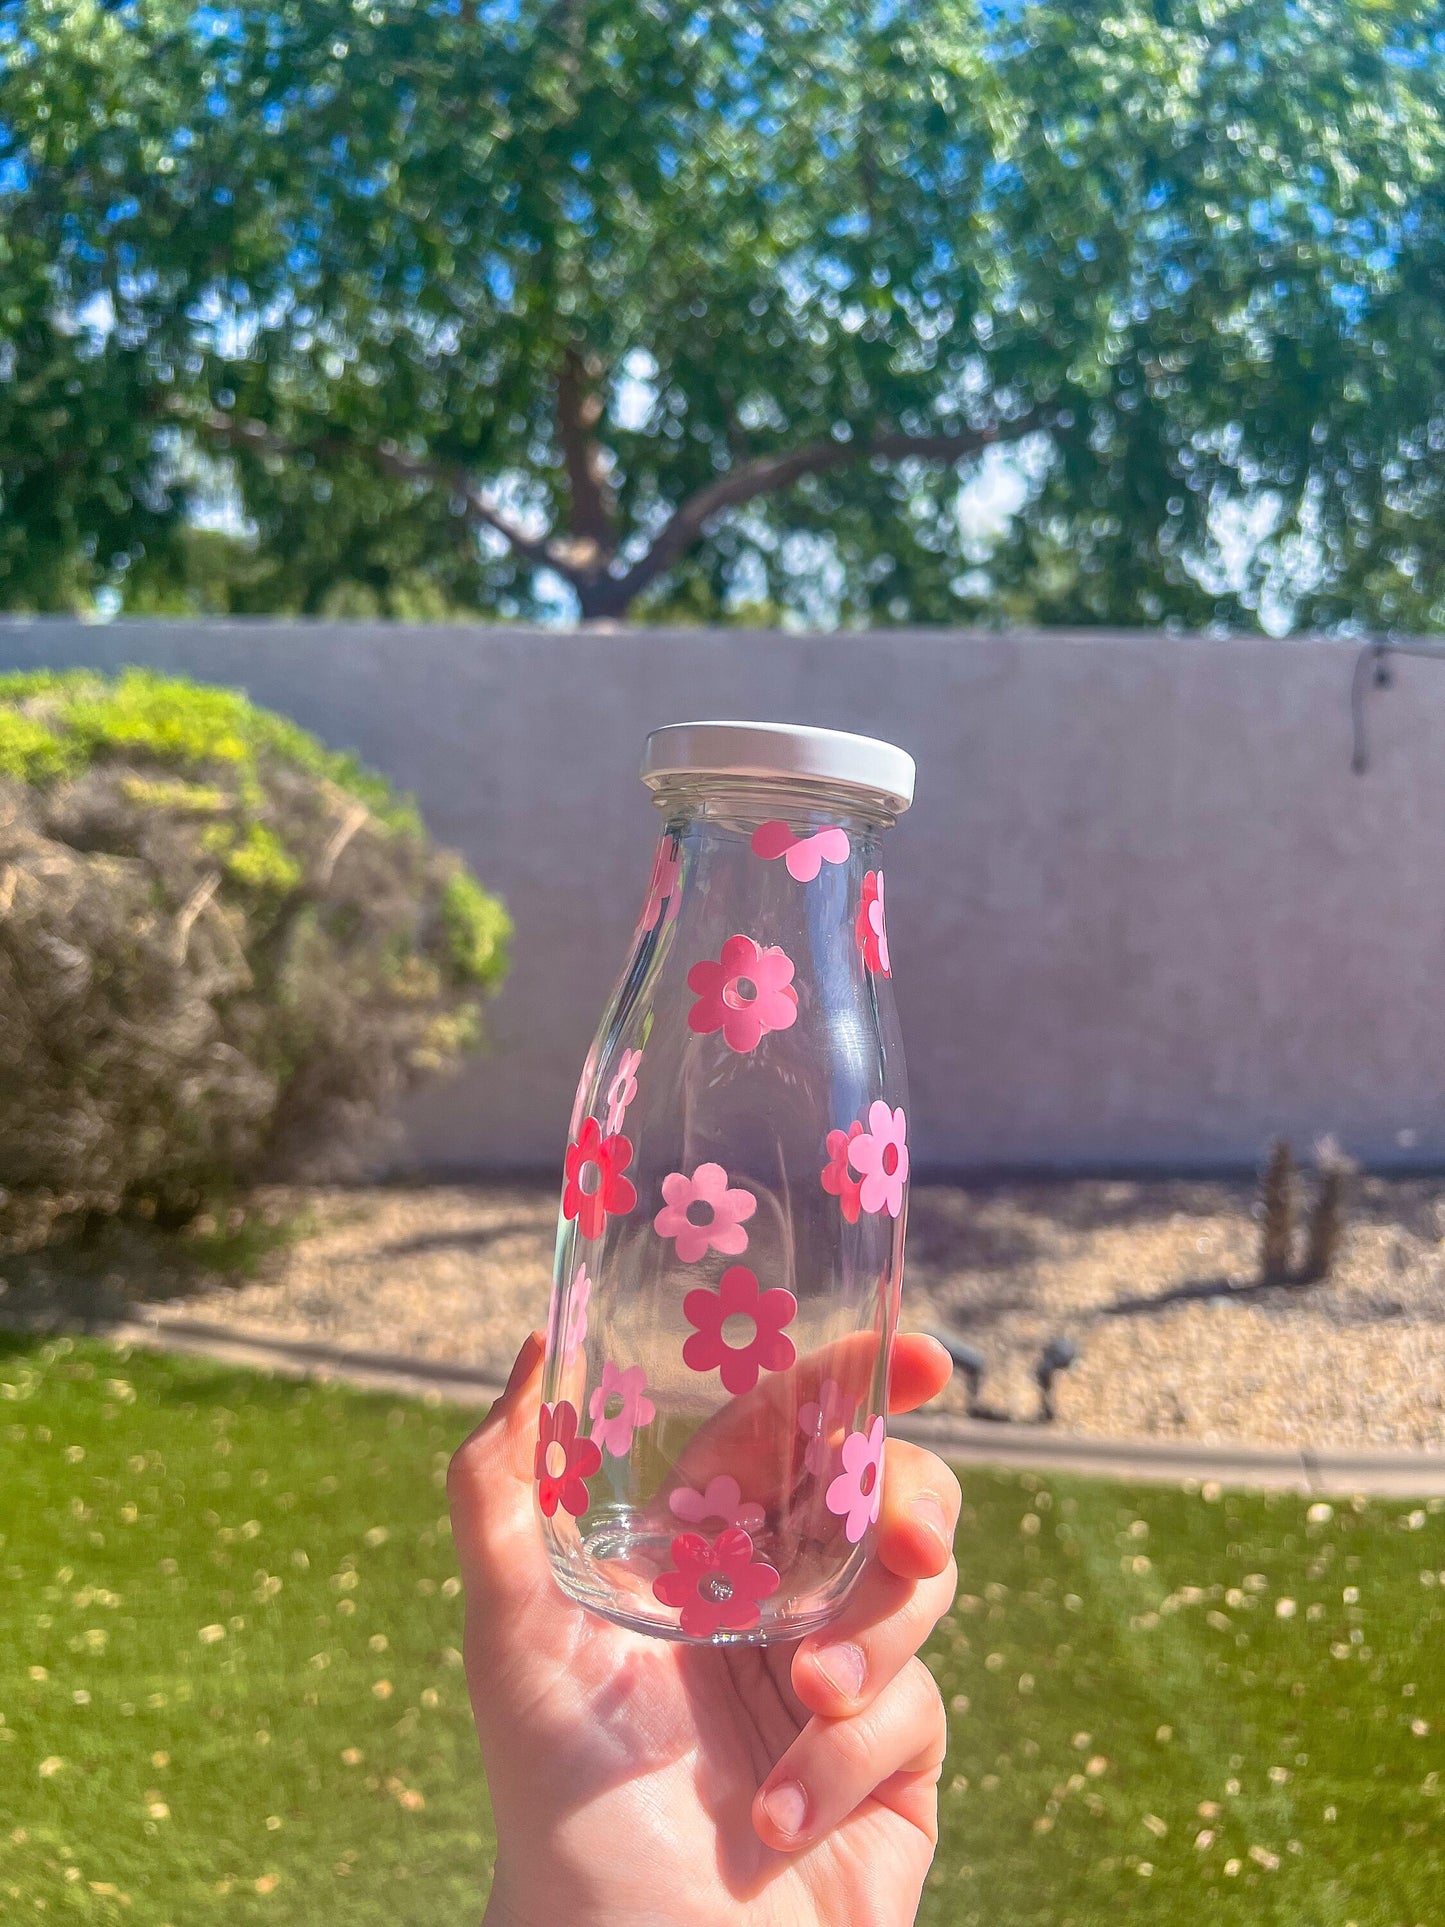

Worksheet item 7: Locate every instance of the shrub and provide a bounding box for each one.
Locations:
[0,669,510,1245]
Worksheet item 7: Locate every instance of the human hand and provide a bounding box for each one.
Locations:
[448,1329,960,1927]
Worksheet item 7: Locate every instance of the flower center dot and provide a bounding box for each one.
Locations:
[859,1461,878,1497]
[720,1312,758,1350]
[702,1574,735,1604]
[723,975,758,1008]
[882,1143,900,1177]
[685,1198,716,1228]
[605,1393,625,1421]
[577,1160,602,1196]
[544,1442,568,1480]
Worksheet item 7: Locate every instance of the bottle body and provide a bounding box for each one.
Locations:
[537,773,908,1644]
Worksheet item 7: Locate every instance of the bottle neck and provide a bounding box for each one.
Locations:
[649,774,899,838]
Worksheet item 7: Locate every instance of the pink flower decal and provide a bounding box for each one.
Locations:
[751,820,852,883]
[588,1359,656,1458]
[562,1263,591,1364]
[682,1265,797,1394]
[669,1475,766,1535]
[652,1528,780,1638]
[604,1048,643,1136]
[820,1120,866,1224]
[686,934,798,1054]
[562,1117,637,1239]
[797,1377,861,1476]
[847,1101,909,1218]
[641,838,682,931]
[653,1163,757,1263]
[825,1416,885,1543]
[856,870,890,976]
[535,1401,602,1518]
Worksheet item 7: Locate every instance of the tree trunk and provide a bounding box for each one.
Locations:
[574,574,636,622]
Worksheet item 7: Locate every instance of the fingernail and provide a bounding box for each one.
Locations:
[762,1780,808,1839]
[504,1331,544,1396]
[913,1493,950,1551]
[814,1640,866,1700]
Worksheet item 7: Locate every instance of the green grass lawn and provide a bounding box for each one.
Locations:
[3,1336,1444,1925]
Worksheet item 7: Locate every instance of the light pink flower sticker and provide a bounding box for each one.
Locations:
[825,1416,885,1543]
[669,1475,766,1535]
[652,1528,780,1638]
[604,1048,642,1136]
[820,1120,866,1224]
[847,1101,909,1218]
[856,869,890,975]
[797,1377,861,1476]
[686,934,798,1054]
[653,1163,757,1263]
[682,1265,797,1394]
[751,820,852,883]
[588,1360,656,1458]
[562,1263,591,1364]
[641,838,682,932]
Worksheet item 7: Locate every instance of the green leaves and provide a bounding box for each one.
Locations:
[2,0,1443,626]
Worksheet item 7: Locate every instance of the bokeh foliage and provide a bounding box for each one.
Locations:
[1,0,1443,627]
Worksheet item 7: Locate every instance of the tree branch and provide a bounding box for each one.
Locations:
[192,410,565,581]
[188,405,1042,618]
[553,345,617,567]
[610,415,1040,608]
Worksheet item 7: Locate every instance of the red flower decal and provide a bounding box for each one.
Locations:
[652,1528,780,1638]
[562,1116,637,1240]
[682,1264,797,1395]
[820,1119,866,1224]
[535,1401,601,1518]
[686,934,798,1055]
[856,870,890,976]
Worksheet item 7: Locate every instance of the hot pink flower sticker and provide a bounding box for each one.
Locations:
[562,1116,637,1239]
[652,1528,780,1638]
[847,1101,909,1218]
[686,934,798,1054]
[683,1265,797,1394]
[797,1377,861,1476]
[653,1163,757,1263]
[604,1048,643,1136]
[535,1401,602,1518]
[562,1263,591,1364]
[751,820,852,883]
[820,1120,866,1224]
[825,1416,885,1543]
[856,870,890,976]
[641,838,682,932]
[588,1360,656,1458]
[669,1474,766,1535]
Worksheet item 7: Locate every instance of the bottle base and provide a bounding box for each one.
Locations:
[549,1520,855,1646]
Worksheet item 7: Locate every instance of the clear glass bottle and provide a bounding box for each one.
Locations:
[536,721,915,1644]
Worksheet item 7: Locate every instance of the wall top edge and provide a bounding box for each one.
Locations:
[0,616,1422,653]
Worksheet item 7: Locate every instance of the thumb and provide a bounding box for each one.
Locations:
[447,1330,552,1626]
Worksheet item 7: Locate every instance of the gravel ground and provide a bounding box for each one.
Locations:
[7,1175,1445,1452]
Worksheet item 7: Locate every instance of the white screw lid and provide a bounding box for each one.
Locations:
[641,720,915,813]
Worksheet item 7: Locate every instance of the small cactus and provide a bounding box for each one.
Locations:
[1299,1139,1355,1284]
[1259,1139,1296,1284]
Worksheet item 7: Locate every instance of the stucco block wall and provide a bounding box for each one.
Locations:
[1,619,1439,1171]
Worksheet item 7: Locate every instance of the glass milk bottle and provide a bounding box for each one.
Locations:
[536,721,914,1644]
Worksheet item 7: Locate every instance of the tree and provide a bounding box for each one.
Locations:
[2,0,1443,628]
